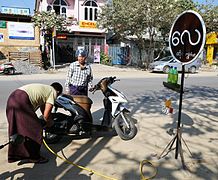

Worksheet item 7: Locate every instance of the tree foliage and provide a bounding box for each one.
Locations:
[195,1,218,33]
[31,11,67,69]
[32,11,67,32]
[97,0,217,68]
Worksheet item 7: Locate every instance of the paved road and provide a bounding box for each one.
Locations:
[0,64,218,180]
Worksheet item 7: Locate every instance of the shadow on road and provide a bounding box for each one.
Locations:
[0,85,217,180]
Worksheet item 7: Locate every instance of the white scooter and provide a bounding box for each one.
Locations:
[44,76,137,143]
[0,62,16,75]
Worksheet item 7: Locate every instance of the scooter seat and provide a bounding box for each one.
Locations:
[71,95,93,117]
[58,94,93,117]
[71,95,93,105]
[61,94,93,104]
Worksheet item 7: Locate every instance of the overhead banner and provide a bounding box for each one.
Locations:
[8,22,35,40]
[169,10,206,64]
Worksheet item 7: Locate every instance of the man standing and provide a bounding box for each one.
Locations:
[65,49,93,96]
[6,82,63,164]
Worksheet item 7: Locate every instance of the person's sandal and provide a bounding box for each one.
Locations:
[32,156,49,164]
[18,156,49,165]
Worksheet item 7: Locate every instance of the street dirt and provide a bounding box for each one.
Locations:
[0,64,218,180]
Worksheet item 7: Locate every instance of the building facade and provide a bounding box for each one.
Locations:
[35,0,107,65]
[206,32,218,65]
[0,11,41,63]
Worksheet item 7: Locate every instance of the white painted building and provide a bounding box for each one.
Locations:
[35,0,107,64]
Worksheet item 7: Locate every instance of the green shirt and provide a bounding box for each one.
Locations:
[19,83,57,111]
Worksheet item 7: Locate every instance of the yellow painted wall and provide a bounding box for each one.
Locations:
[206,45,214,64]
[206,32,218,64]
[206,32,218,45]
[0,22,40,59]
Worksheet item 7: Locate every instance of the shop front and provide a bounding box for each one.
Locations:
[54,31,105,64]
[206,32,218,65]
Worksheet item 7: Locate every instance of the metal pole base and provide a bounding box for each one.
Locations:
[158,128,192,170]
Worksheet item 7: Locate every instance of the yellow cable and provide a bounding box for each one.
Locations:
[140,160,157,180]
[43,139,118,180]
[43,139,157,180]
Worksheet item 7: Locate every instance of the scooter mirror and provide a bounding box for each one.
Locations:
[9,134,24,145]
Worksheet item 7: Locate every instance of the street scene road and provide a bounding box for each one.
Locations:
[0,64,218,180]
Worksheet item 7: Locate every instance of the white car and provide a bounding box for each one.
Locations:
[149,56,202,73]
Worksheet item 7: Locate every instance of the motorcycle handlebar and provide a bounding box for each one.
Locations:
[90,77,120,94]
[89,85,98,94]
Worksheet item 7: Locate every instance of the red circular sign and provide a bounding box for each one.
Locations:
[169,10,206,64]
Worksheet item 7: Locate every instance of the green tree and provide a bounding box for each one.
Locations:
[32,11,66,32]
[32,11,67,68]
[195,1,218,33]
[97,0,201,68]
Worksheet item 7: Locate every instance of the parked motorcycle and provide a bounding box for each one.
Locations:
[0,62,16,75]
[44,76,137,143]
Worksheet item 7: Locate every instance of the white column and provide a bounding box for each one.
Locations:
[75,0,79,20]
[41,0,48,11]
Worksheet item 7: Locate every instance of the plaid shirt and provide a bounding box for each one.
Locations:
[65,61,93,88]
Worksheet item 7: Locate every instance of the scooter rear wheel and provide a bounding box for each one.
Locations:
[43,131,62,144]
[114,111,137,140]
[4,68,15,75]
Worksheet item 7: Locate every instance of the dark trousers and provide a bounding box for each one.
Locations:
[69,85,88,96]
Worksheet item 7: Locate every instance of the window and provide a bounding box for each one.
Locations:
[85,8,88,20]
[52,0,68,17]
[47,5,52,11]
[84,0,98,21]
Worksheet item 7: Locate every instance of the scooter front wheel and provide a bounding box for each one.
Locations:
[114,111,137,140]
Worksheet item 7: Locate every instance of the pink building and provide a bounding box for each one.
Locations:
[35,0,107,64]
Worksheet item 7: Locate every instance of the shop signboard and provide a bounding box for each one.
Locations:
[8,22,35,40]
[79,21,97,29]
[1,6,30,15]
[0,21,6,28]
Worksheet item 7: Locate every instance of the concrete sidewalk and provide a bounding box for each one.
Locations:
[0,64,218,180]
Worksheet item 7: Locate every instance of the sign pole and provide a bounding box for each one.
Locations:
[175,64,185,159]
[52,27,56,70]
[52,37,55,70]
[158,10,206,168]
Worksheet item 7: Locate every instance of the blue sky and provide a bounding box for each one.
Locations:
[0,0,217,15]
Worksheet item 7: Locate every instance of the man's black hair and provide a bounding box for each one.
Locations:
[50,82,63,96]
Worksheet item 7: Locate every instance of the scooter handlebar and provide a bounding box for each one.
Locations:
[89,85,98,94]
[90,77,120,94]
[110,76,120,83]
